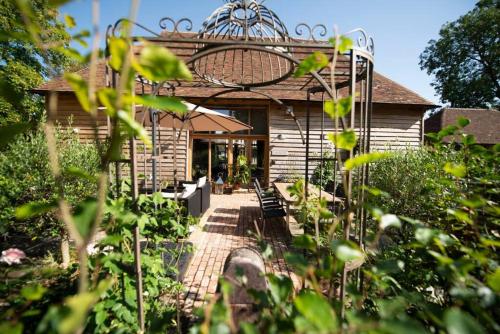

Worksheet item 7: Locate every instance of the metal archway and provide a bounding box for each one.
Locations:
[105,0,375,321]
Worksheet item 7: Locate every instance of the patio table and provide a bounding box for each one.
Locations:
[272,182,343,227]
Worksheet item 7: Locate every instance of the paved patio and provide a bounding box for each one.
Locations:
[181,192,300,313]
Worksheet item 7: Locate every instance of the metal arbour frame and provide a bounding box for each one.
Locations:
[105,0,374,314]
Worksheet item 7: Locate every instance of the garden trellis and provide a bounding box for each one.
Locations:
[104,0,374,325]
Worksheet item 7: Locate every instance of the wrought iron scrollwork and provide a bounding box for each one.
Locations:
[110,18,161,37]
[159,17,193,36]
[294,23,328,42]
[345,28,375,55]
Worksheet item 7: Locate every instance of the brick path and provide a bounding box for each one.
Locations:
[181,192,299,313]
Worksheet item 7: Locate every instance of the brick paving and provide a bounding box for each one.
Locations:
[181,192,300,313]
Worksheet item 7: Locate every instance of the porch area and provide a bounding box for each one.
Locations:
[181,192,301,313]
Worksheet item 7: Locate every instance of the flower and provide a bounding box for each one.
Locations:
[0,248,26,265]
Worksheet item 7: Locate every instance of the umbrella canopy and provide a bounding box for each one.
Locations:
[136,102,252,132]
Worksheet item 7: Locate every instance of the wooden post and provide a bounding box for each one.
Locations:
[130,101,145,333]
[228,139,234,179]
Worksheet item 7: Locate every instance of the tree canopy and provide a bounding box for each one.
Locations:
[0,0,73,125]
[420,0,500,109]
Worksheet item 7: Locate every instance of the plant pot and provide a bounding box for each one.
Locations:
[233,183,241,190]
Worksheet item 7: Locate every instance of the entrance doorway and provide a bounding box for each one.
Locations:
[191,136,268,186]
[189,105,269,186]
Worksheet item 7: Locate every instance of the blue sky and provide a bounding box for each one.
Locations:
[61,0,477,105]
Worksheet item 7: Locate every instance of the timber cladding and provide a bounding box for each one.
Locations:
[268,102,424,181]
[51,92,188,185]
[51,93,425,184]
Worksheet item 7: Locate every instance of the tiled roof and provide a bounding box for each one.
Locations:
[425,108,500,144]
[34,43,435,107]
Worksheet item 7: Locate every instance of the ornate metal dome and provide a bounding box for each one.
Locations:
[192,0,294,88]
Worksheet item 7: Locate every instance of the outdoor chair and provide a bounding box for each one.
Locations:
[254,181,286,236]
[254,179,281,204]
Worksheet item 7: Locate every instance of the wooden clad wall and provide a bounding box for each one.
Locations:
[54,93,108,140]
[268,102,424,182]
[53,93,188,185]
[370,105,423,151]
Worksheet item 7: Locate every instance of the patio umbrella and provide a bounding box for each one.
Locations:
[135,102,252,133]
[135,101,252,197]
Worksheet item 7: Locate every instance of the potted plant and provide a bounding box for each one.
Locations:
[234,155,250,191]
[225,176,234,194]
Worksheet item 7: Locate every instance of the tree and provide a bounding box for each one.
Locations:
[0,0,73,125]
[420,0,500,108]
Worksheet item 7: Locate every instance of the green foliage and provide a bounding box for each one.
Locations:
[311,151,335,190]
[196,120,499,333]
[369,147,460,223]
[0,1,199,332]
[234,155,251,186]
[293,51,329,78]
[327,130,357,151]
[420,0,500,108]
[0,0,74,125]
[0,125,100,239]
[86,192,192,333]
[0,262,79,334]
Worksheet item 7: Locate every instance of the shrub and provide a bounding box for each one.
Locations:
[369,147,462,225]
[0,125,99,246]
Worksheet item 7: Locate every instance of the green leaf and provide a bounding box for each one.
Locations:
[438,125,458,139]
[240,323,258,334]
[21,284,47,301]
[447,208,473,224]
[108,37,128,72]
[324,96,352,119]
[64,14,76,29]
[134,44,192,82]
[443,162,466,178]
[331,240,364,262]
[327,130,357,150]
[457,116,470,128]
[462,134,476,146]
[58,279,113,334]
[268,275,293,305]
[345,152,390,170]
[444,308,485,334]
[486,268,500,293]
[97,88,117,116]
[0,322,23,334]
[15,201,57,219]
[329,36,354,53]
[293,51,329,78]
[65,166,97,182]
[379,214,401,229]
[64,73,90,112]
[415,227,437,245]
[0,123,32,149]
[117,110,152,147]
[292,234,317,251]
[294,291,337,332]
[135,95,187,113]
[73,198,98,239]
